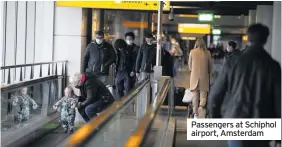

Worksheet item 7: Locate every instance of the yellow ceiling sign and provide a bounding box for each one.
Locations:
[56,1,170,11]
[178,24,211,34]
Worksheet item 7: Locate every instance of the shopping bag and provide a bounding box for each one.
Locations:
[182,89,193,103]
[74,108,86,127]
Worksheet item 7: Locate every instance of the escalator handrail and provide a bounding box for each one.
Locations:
[64,78,150,147]
[125,78,172,147]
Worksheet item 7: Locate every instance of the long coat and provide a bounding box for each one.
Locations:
[188,48,213,91]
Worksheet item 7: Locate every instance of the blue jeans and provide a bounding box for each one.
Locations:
[115,71,130,99]
[83,101,108,122]
[228,140,270,147]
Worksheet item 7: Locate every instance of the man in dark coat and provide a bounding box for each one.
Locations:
[114,39,131,99]
[208,23,281,147]
[125,32,140,89]
[81,31,116,84]
[70,72,115,122]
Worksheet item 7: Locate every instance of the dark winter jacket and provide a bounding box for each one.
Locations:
[135,44,157,73]
[116,47,131,72]
[208,45,281,119]
[81,41,116,76]
[126,44,140,73]
[79,72,114,108]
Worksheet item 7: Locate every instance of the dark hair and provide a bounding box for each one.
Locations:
[96,30,104,36]
[247,23,269,45]
[228,41,237,49]
[114,39,127,49]
[144,33,153,38]
[125,32,135,40]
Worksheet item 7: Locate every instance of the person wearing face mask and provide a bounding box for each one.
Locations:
[135,33,157,99]
[114,39,131,99]
[125,32,140,89]
[135,33,157,79]
[81,31,116,85]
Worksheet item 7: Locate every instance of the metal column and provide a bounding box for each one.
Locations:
[154,1,163,81]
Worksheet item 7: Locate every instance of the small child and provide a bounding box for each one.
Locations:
[12,87,38,124]
[53,86,78,133]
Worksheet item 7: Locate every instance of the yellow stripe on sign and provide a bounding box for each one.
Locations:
[122,21,148,28]
[56,1,170,11]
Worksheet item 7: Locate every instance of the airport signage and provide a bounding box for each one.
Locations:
[56,1,170,11]
[198,13,214,22]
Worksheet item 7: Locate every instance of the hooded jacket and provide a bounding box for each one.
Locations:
[79,72,114,107]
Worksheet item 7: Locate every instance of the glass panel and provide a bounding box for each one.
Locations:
[47,79,61,114]
[1,77,63,140]
[84,83,150,147]
[103,10,149,46]
[1,86,43,137]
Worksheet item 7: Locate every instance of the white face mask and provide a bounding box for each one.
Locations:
[96,39,103,44]
[126,40,133,45]
[147,42,153,45]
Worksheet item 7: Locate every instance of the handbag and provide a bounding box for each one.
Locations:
[182,89,193,103]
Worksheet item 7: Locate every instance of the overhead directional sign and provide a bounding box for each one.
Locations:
[56,1,170,11]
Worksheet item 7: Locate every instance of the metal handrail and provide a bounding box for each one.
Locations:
[124,78,172,147]
[1,60,67,69]
[1,75,62,92]
[1,60,67,85]
[63,79,150,147]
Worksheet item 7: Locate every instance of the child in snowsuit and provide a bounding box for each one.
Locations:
[12,87,38,123]
[53,86,78,133]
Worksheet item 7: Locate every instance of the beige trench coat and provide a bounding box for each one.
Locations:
[188,48,213,91]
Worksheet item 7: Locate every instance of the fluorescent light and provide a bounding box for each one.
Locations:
[188,37,196,40]
[198,13,214,22]
[177,14,198,18]
[212,29,221,35]
[178,23,210,28]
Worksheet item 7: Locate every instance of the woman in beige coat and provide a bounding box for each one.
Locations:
[188,38,213,118]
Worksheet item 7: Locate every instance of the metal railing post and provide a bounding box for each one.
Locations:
[168,79,174,114]
[41,81,50,116]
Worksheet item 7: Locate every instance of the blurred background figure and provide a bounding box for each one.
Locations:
[171,37,183,77]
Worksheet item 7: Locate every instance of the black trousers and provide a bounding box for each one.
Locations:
[115,71,130,99]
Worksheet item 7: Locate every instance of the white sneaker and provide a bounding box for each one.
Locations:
[193,114,198,119]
